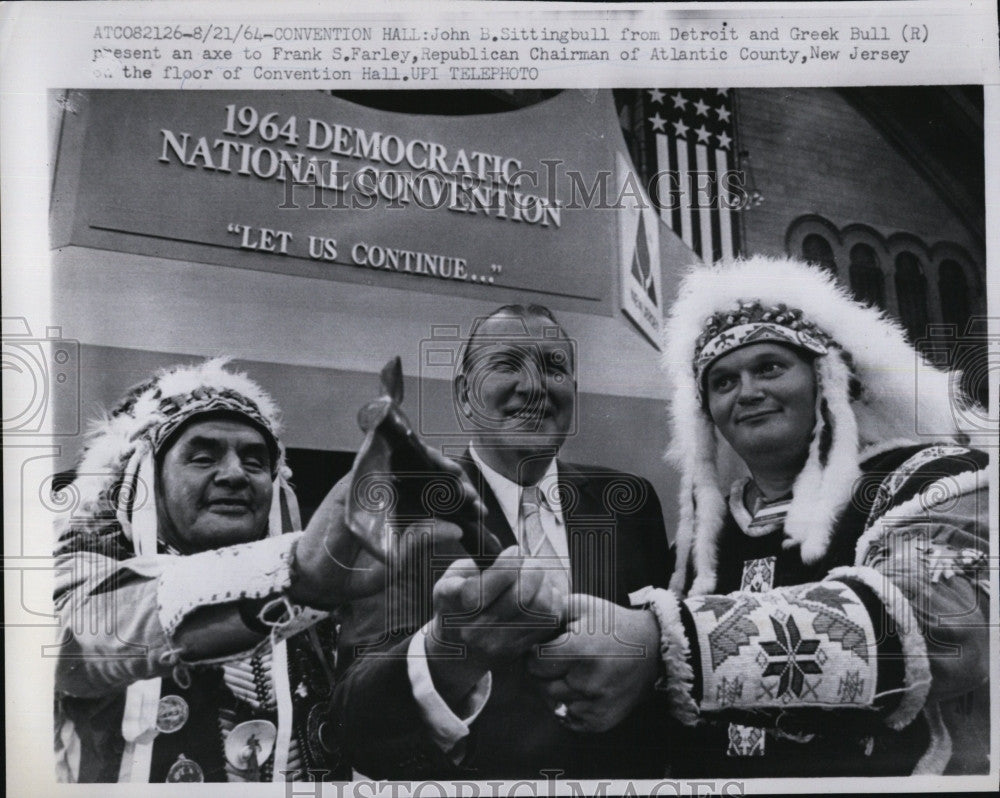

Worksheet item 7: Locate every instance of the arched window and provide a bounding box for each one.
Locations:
[848,244,885,309]
[801,234,837,278]
[894,252,929,341]
[936,259,983,406]
[938,259,970,331]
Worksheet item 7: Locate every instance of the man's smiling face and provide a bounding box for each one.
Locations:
[705,342,817,466]
[156,416,274,553]
[457,310,577,452]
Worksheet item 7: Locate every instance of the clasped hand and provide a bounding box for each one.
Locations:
[527,594,661,733]
[424,548,568,712]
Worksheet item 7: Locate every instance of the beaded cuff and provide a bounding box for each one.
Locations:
[158,533,326,660]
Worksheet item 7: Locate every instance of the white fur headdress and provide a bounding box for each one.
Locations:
[663,257,965,594]
[60,358,293,556]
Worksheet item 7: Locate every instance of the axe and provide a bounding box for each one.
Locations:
[345,357,503,565]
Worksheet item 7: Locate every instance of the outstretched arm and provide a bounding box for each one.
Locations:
[532,480,988,745]
[54,468,464,696]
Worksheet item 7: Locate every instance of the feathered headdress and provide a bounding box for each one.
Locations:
[663,257,965,594]
[59,358,295,557]
[54,360,302,785]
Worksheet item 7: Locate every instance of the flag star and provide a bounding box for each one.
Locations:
[672,118,690,138]
[717,131,732,150]
[670,91,689,110]
[716,88,729,95]
[649,112,667,132]
[694,98,710,116]
[715,104,731,122]
[648,88,666,104]
[695,124,711,143]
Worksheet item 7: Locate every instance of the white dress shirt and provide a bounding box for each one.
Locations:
[406,444,571,754]
[468,445,570,567]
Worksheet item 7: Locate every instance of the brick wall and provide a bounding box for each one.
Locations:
[736,87,982,264]
[733,88,988,405]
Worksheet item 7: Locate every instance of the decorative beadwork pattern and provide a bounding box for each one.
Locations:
[693,301,835,389]
[157,534,299,642]
[686,580,877,714]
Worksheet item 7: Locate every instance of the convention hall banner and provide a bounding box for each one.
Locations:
[53,89,624,310]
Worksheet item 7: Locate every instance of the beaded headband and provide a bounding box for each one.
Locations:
[148,388,279,468]
[94,359,285,481]
[694,301,834,391]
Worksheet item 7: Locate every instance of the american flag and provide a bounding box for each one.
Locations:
[647,88,740,263]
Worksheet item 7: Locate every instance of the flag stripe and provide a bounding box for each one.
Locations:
[656,133,675,232]
[717,149,734,261]
[687,137,702,257]
[668,133,682,233]
[695,143,713,264]
[675,138,693,249]
[708,148,723,261]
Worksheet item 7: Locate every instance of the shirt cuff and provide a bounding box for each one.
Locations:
[407,622,491,754]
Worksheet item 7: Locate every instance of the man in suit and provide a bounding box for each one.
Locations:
[332,304,673,779]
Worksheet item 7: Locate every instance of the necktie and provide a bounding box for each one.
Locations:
[519,486,552,557]
[519,486,569,596]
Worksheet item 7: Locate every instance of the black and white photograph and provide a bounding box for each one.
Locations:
[3,2,998,796]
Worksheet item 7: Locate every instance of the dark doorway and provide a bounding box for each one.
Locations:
[285,448,356,525]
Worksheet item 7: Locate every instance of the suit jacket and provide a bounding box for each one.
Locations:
[332,454,674,779]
